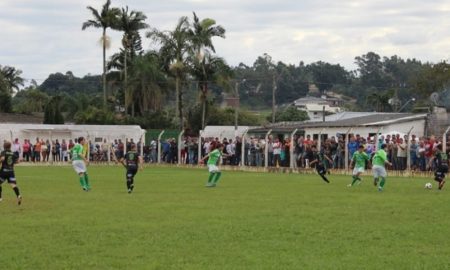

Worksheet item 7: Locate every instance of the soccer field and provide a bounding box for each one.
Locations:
[1,166,449,270]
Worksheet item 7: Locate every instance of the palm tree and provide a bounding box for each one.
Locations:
[190,54,232,129]
[82,0,120,108]
[115,6,149,116]
[147,16,192,130]
[0,65,24,93]
[128,52,167,114]
[190,12,225,56]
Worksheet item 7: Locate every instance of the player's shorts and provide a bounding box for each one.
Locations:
[372,165,387,178]
[316,164,326,175]
[126,168,138,179]
[72,160,87,174]
[353,167,365,175]
[0,170,16,184]
[434,165,448,181]
[208,164,220,173]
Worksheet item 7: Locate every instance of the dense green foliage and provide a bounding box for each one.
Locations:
[1,166,449,269]
[43,96,65,124]
[270,106,310,122]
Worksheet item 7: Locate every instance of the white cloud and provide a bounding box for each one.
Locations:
[0,0,449,82]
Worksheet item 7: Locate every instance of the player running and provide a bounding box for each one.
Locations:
[0,141,22,205]
[200,143,227,187]
[309,145,332,183]
[348,145,371,187]
[372,144,392,192]
[428,144,448,190]
[71,137,91,191]
[119,144,143,193]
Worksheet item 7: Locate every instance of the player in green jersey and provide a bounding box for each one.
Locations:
[372,144,392,191]
[0,141,22,205]
[200,143,227,187]
[71,137,91,191]
[348,145,370,187]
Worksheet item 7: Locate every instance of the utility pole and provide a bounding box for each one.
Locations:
[272,73,277,123]
[234,81,239,132]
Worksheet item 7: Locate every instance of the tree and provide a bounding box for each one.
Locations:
[305,61,350,93]
[128,52,167,115]
[12,86,49,114]
[147,16,192,129]
[0,65,24,93]
[189,12,225,56]
[366,91,392,112]
[188,12,227,129]
[0,65,24,112]
[82,0,120,107]
[114,6,149,116]
[44,96,65,124]
[269,106,309,122]
[412,62,450,99]
[190,54,232,129]
[354,52,386,87]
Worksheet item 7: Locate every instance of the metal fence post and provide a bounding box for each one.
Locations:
[345,128,353,171]
[241,129,248,167]
[290,129,298,169]
[157,130,165,164]
[443,127,450,153]
[178,130,185,165]
[265,129,272,168]
[374,127,383,151]
[406,126,414,171]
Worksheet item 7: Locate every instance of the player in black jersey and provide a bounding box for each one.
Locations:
[309,145,332,183]
[0,141,22,205]
[119,144,143,193]
[429,144,448,190]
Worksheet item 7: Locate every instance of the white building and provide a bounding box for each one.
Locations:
[0,124,145,144]
[293,95,343,121]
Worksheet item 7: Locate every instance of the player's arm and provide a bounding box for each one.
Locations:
[200,153,211,163]
[384,157,392,167]
[427,155,436,170]
[309,158,318,166]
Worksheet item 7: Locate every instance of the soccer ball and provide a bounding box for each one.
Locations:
[424,183,432,189]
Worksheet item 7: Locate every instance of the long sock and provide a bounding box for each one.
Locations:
[380,177,386,188]
[320,174,330,183]
[351,176,358,186]
[439,179,445,190]
[79,176,87,188]
[130,177,134,190]
[213,172,222,183]
[13,186,20,197]
[126,179,131,190]
[84,173,90,189]
[208,173,215,183]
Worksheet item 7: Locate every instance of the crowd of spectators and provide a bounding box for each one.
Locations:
[2,133,446,172]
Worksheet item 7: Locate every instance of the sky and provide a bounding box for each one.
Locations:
[0,0,449,84]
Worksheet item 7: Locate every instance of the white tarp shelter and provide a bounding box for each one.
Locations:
[201,126,255,140]
[0,124,145,144]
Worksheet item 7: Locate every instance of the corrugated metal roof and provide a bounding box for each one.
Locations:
[248,113,427,133]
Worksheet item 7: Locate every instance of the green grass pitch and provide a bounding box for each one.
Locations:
[1,166,450,269]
